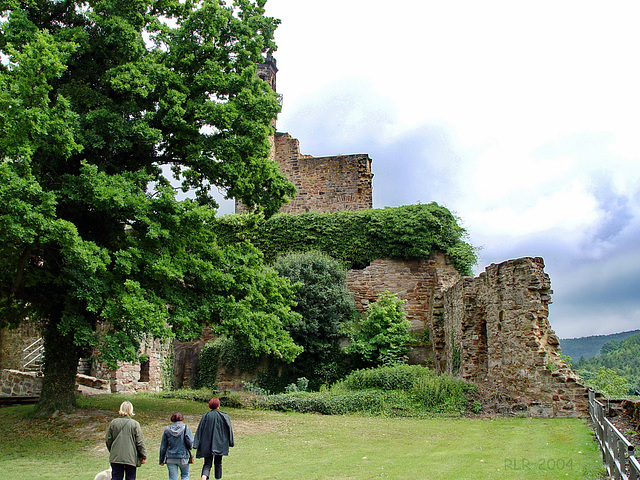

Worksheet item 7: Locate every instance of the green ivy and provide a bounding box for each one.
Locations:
[215,203,477,276]
[451,333,461,375]
[160,341,176,391]
[195,336,261,390]
[195,341,220,390]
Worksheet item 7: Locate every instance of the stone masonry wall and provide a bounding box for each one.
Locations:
[0,323,41,371]
[347,254,458,332]
[109,338,169,394]
[441,257,588,417]
[0,369,42,396]
[236,133,373,214]
[347,254,460,364]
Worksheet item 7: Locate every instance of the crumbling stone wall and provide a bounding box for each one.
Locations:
[172,328,216,389]
[108,338,170,394]
[347,254,460,365]
[346,255,458,333]
[440,257,588,417]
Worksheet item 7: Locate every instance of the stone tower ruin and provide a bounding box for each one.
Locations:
[236,56,373,215]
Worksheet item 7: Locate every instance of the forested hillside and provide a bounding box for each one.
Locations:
[574,332,640,395]
[560,329,640,361]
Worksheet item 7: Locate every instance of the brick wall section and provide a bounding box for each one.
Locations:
[347,254,458,332]
[441,257,588,417]
[236,132,373,214]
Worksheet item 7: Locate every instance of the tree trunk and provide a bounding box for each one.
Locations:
[34,318,80,416]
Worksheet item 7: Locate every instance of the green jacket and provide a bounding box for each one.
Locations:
[106,416,147,467]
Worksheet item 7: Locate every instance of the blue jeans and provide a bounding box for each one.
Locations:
[167,462,189,480]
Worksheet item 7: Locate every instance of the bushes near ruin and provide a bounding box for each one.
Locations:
[253,365,477,416]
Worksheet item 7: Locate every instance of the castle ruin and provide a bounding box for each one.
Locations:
[232,56,589,417]
[0,56,590,416]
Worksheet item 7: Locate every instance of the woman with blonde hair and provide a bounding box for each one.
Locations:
[106,401,147,480]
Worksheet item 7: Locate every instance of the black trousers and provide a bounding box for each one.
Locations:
[111,463,137,480]
[201,455,223,479]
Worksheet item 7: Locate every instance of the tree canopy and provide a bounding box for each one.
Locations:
[0,0,299,413]
[345,292,414,368]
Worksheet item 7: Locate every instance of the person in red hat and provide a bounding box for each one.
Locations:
[193,398,234,480]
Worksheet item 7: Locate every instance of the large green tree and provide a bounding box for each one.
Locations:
[0,0,299,414]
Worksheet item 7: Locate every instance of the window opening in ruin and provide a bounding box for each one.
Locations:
[139,359,150,382]
[351,260,370,270]
[497,310,503,332]
[478,318,489,377]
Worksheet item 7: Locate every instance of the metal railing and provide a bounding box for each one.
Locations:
[589,389,640,480]
[22,337,44,372]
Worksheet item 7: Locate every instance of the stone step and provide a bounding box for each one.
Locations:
[76,373,109,390]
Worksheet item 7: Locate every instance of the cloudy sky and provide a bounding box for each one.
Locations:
[225,0,640,338]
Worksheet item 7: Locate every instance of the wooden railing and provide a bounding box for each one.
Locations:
[589,389,640,480]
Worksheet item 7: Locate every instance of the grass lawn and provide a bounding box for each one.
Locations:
[0,393,604,480]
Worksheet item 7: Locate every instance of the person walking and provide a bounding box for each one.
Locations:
[159,412,194,480]
[105,401,147,480]
[193,398,234,480]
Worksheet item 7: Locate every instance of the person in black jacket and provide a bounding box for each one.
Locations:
[159,412,193,480]
[193,398,234,480]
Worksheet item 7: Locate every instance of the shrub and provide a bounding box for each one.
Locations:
[335,364,434,391]
[256,390,415,416]
[254,365,477,417]
[581,366,630,398]
[345,292,414,367]
[272,251,358,389]
[157,388,216,403]
[411,374,476,413]
[285,377,310,393]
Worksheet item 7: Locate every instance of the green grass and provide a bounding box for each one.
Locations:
[0,393,605,479]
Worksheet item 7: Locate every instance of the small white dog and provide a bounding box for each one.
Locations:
[93,467,112,480]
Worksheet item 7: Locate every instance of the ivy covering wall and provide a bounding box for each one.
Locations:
[215,203,477,276]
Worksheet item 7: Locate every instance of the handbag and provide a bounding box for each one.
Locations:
[183,427,194,463]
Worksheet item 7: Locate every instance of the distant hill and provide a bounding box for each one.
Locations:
[573,332,640,394]
[559,329,640,361]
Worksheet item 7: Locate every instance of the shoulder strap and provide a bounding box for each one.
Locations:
[113,417,132,442]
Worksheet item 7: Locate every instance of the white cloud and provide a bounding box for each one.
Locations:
[468,181,601,238]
